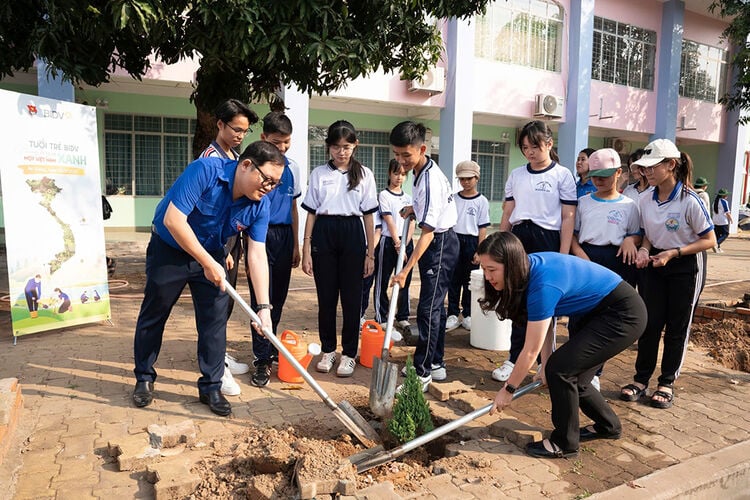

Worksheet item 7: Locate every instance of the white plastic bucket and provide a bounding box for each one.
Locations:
[468,269,511,351]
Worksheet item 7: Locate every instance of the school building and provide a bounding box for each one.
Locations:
[1,0,747,231]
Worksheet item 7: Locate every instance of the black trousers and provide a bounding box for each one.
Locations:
[547,281,646,451]
[413,229,459,377]
[373,236,413,323]
[509,222,560,363]
[224,233,244,320]
[133,233,228,393]
[247,224,294,363]
[311,215,366,358]
[634,250,706,388]
[447,233,479,318]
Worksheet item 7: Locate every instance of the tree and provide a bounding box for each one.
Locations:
[709,1,750,123]
[0,0,491,156]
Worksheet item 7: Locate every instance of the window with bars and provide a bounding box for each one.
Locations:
[592,17,656,90]
[307,126,394,190]
[472,140,510,202]
[680,40,728,103]
[103,114,196,196]
[475,0,563,73]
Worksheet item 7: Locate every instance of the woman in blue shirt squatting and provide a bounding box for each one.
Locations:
[132,141,284,417]
[479,232,646,459]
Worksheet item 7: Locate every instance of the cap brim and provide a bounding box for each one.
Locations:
[589,167,619,178]
[632,156,664,167]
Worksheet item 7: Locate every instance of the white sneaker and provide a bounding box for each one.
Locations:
[397,374,432,394]
[461,316,471,331]
[225,354,250,375]
[591,375,601,392]
[492,360,515,382]
[430,364,447,381]
[360,316,366,328]
[397,320,411,329]
[316,351,337,373]
[220,369,241,396]
[717,247,724,253]
[445,315,460,332]
[336,355,356,377]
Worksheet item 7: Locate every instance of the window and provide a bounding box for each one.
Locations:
[592,17,656,90]
[104,114,196,195]
[308,126,394,189]
[472,140,510,202]
[475,0,563,72]
[680,40,728,103]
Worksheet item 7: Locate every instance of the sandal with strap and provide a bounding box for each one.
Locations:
[620,383,647,402]
[650,387,674,409]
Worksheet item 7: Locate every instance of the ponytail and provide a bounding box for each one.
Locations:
[676,152,694,199]
[713,194,720,215]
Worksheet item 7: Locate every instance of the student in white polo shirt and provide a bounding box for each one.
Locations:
[301,120,379,378]
[493,120,577,383]
[620,138,715,409]
[390,121,458,391]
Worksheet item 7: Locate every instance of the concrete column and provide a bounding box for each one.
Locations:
[278,84,310,243]
[651,0,685,142]
[557,0,594,173]
[36,60,75,102]
[439,17,475,181]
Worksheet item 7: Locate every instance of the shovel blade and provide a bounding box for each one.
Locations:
[369,357,399,418]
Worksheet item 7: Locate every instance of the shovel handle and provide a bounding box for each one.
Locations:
[382,220,412,357]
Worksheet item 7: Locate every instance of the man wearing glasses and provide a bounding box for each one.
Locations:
[200,99,259,396]
[132,141,284,417]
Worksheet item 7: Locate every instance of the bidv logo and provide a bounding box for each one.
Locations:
[535,181,552,193]
[26,102,72,120]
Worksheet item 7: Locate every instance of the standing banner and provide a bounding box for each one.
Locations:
[0,89,111,337]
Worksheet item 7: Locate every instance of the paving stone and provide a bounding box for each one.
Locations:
[427,380,474,402]
[147,459,201,499]
[355,480,403,499]
[147,419,197,449]
[295,453,357,499]
[488,417,543,447]
[420,474,473,499]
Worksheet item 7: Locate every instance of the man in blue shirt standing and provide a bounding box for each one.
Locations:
[132,141,284,416]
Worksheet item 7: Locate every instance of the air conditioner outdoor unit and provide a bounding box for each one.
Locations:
[604,137,632,154]
[533,94,564,118]
[408,67,445,94]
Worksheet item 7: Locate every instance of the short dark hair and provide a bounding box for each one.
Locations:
[580,148,596,158]
[390,121,427,147]
[262,112,293,136]
[239,140,284,167]
[214,99,259,125]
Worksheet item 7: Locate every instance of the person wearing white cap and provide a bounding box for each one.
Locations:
[446,160,490,333]
[620,138,716,409]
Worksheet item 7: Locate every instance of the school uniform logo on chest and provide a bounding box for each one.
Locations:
[466,207,477,217]
[535,181,552,193]
[665,213,680,232]
[607,210,624,225]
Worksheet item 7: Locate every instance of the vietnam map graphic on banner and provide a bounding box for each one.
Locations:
[0,89,111,336]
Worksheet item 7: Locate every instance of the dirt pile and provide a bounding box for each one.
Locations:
[691,318,750,372]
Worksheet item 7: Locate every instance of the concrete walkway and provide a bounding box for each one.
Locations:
[0,232,749,499]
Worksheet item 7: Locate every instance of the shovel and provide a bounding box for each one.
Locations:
[369,221,411,417]
[223,280,381,448]
[352,380,542,473]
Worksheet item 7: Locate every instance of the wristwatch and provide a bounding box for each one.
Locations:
[504,383,517,394]
[255,303,273,311]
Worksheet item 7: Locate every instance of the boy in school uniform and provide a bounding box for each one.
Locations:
[390,121,458,391]
[446,160,490,332]
[245,112,303,387]
[132,141,284,417]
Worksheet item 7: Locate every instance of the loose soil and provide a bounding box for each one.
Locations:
[691,318,750,372]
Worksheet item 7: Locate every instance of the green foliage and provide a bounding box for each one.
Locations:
[387,357,433,444]
[709,1,750,123]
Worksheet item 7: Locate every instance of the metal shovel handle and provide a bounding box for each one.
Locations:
[382,219,412,357]
[223,280,339,411]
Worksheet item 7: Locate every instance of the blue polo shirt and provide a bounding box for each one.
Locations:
[526,253,621,321]
[266,157,298,225]
[152,157,270,252]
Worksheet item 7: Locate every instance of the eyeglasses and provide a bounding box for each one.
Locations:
[330,144,355,153]
[638,159,669,175]
[224,122,252,135]
[253,162,281,189]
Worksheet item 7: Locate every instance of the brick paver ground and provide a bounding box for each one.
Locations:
[0,232,749,499]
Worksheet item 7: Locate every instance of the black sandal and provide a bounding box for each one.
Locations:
[620,383,647,402]
[525,439,578,459]
[650,387,674,409]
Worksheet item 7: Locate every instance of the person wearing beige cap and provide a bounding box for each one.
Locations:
[446,160,490,334]
[620,138,716,409]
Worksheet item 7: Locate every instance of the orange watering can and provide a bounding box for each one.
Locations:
[277,330,321,383]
